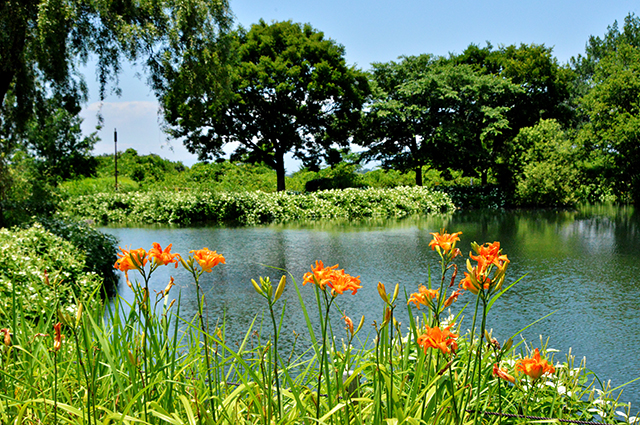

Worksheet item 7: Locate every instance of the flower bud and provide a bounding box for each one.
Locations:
[251,279,264,296]
[391,283,400,304]
[377,282,389,304]
[355,315,365,335]
[274,275,286,302]
[75,303,83,328]
[1,329,10,347]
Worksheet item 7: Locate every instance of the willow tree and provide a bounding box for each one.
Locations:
[0,0,232,225]
[158,20,369,192]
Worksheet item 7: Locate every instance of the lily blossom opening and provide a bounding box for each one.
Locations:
[408,285,439,309]
[189,248,225,272]
[516,348,555,380]
[417,324,459,355]
[149,243,181,268]
[429,231,462,257]
[303,260,361,296]
[114,247,148,272]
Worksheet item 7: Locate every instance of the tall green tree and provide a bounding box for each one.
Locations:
[580,42,640,202]
[453,43,575,190]
[158,20,369,192]
[507,119,581,206]
[571,13,640,87]
[360,55,519,185]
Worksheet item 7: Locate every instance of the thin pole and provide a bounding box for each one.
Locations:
[114,128,118,191]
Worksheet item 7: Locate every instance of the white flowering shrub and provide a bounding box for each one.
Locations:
[59,186,456,225]
[0,224,102,320]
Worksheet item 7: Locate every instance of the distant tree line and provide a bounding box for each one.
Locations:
[2,4,640,226]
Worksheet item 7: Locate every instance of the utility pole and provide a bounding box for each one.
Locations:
[114,128,118,191]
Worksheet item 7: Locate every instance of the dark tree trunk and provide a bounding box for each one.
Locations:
[481,169,488,185]
[415,165,423,186]
[275,155,286,192]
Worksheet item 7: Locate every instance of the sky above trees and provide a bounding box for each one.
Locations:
[79,0,639,169]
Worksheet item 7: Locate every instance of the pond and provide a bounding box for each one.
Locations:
[101,204,640,409]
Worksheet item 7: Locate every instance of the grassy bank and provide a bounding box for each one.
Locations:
[0,233,636,424]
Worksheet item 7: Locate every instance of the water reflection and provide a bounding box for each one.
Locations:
[101,205,640,407]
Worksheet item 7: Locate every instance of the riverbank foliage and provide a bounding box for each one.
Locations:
[0,223,105,321]
[58,186,456,225]
[1,234,636,424]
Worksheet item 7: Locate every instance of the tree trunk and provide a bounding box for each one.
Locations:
[275,155,286,192]
[481,169,488,185]
[415,166,423,186]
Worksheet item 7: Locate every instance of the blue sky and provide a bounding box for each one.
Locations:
[80,0,639,170]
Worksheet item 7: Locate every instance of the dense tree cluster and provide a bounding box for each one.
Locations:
[2,4,640,223]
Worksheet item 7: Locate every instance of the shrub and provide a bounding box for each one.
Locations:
[0,223,102,321]
[58,186,456,225]
[39,217,119,295]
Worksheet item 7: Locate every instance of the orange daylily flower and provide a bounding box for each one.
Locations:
[515,348,555,380]
[189,248,225,272]
[303,261,361,296]
[493,363,516,384]
[417,324,458,355]
[303,260,338,290]
[149,243,181,268]
[328,269,362,295]
[470,241,509,269]
[114,247,148,272]
[429,231,462,254]
[459,240,509,295]
[408,285,439,309]
[459,262,492,295]
[53,322,63,352]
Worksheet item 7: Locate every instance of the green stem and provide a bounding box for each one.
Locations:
[316,292,334,421]
[461,292,482,418]
[54,350,58,425]
[268,303,282,419]
[193,270,217,422]
[472,296,488,425]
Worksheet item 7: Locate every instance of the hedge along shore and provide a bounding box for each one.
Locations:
[58,186,456,225]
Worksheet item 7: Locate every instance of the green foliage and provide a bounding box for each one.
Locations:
[572,12,640,86]
[58,186,456,225]
[580,42,640,203]
[1,151,59,226]
[38,217,119,296]
[508,119,582,207]
[439,185,507,210]
[361,55,520,185]
[94,149,186,183]
[0,223,101,321]
[303,162,367,192]
[158,19,370,191]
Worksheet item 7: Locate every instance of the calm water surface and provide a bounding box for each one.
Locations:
[101,205,640,408]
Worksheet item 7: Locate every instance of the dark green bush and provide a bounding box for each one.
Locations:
[39,217,119,295]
